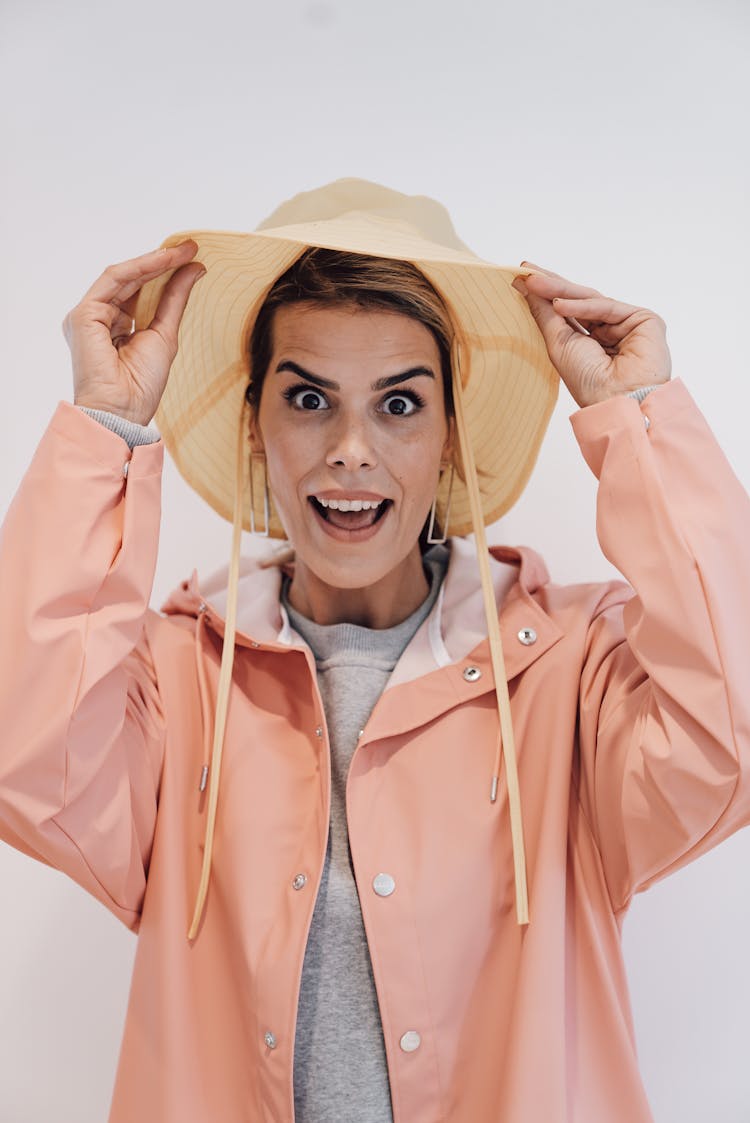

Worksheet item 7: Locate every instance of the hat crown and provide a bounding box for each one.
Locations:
[255,177,474,255]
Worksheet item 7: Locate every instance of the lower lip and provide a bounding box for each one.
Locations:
[309,500,390,543]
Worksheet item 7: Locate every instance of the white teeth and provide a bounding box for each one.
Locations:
[316,497,383,512]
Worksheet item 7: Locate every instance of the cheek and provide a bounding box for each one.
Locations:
[265,439,304,501]
[262,426,325,526]
[390,439,444,509]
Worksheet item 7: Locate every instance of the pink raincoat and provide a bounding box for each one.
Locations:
[0,379,748,1121]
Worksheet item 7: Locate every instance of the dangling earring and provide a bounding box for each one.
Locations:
[427,462,454,545]
[249,451,270,536]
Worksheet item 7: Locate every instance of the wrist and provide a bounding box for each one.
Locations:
[73,396,153,427]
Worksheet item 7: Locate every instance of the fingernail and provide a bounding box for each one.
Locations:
[511,277,528,295]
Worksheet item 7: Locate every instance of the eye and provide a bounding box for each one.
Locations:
[284,384,330,411]
[381,391,423,416]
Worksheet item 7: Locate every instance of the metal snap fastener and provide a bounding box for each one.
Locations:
[463,665,482,682]
[315,726,323,738]
[122,461,130,478]
[292,873,308,891]
[250,640,260,648]
[517,627,537,646]
[400,1030,421,1052]
[373,873,396,897]
[264,1031,277,1049]
[197,601,207,614]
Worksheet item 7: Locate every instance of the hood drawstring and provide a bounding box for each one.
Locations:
[187,399,248,940]
[187,352,529,936]
[194,609,214,797]
[451,338,530,927]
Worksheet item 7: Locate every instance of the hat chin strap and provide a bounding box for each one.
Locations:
[187,400,247,941]
[188,359,530,937]
[451,340,530,928]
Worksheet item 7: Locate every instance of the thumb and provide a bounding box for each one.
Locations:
[522,288,576,363]
[513,277,577,371]
[148,263,207,351]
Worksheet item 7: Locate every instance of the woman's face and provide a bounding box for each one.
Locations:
[251,302,452,625]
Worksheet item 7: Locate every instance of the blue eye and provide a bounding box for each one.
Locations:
[284,385,330,411]
[382,392,422,416]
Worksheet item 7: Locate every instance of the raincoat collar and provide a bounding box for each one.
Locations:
[160,536,563,684]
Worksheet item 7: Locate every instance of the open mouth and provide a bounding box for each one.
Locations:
[309,495,392,532]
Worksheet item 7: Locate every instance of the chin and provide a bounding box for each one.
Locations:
[301,549,398,591]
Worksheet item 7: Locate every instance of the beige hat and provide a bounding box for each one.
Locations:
[134,179,560,938]
[134,177,558,537]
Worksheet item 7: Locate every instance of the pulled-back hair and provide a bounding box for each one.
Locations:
[245,248,455,417]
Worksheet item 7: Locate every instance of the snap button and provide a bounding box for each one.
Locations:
[264,1031,277,1049]
[463,665,482,682]
[373,873,396,897]
[400,1030,421,1052]
[517,627,537,646]
[197,601,207,614]
[315,726,323,738]
[292,873,308,891]
[250,640,260,648]
[122,461,130,478]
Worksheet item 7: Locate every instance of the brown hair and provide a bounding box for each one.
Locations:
[245,248,455,418]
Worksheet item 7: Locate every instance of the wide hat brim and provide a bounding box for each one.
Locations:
[133,178,559,538]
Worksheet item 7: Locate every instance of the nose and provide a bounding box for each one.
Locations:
[325,416,377,472]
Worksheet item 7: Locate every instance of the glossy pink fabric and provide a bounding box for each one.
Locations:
[1,380,748,1122]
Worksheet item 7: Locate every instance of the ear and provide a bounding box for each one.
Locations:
[442,416,455,463]
[248,408,265,454]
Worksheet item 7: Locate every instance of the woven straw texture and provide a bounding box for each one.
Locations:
[133,181,559,537]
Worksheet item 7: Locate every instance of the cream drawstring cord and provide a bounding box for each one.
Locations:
[194,610,214,795]
[187,357,529,935]
[451,340,530,927]
[187,400,248,940]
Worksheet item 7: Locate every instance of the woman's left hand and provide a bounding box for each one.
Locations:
[512,263,671,409]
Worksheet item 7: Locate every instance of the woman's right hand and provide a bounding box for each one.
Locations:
[63,240,206,426]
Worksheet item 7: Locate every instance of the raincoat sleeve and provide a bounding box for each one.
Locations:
[571,378,750,914]
[0,401,165,930]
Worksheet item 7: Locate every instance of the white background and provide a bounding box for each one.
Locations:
[1,0,748,1119]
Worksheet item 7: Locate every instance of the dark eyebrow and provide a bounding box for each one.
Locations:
[275,359,436,392]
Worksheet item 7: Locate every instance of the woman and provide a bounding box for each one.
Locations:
[1,178,748,1122]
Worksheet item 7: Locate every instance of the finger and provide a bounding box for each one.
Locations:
[526,288,619,378]
[550,295,652,327]
[514,275,595,339]
[146,262,206,350]
[519,261,591,289]
[523,270,601,301]
[83,240,200,306]
[519,260,563,278]
[523,289,579,354]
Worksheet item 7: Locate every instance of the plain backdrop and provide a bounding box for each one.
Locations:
[1,0,748,1120]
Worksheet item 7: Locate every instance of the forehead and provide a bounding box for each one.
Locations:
[271,303,441,368]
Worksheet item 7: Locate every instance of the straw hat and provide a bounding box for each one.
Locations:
[133,178,558,537]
